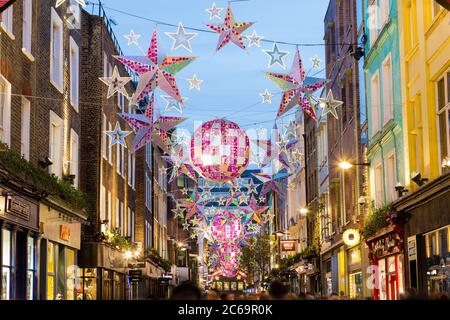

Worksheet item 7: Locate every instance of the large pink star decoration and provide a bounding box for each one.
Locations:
[246,195,269,224]
[114,28,196,105]
[265,47,326,120]
[206,4,254,52]
[119,94,186,153]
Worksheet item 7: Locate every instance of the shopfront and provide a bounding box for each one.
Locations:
[394,172,450,297]
[0,190,39,300]
[367,226,405,300]
[39,200,87,300]
[347,246,363,299]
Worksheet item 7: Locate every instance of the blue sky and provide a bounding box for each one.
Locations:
[96,0,329,132]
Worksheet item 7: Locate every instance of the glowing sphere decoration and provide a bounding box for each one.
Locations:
[342,228,361,247]
[210,210,242,243]
[218,243,241,277]
[190,119,250,182]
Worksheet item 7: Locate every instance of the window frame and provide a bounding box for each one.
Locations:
[49,110,64,178]
[69,37,79,111]
[0,74,12,146]
[382,53,394,125]
[69,129,79,187]
[22,0,33,60]
[1,5,14,39]
[50,8,64,93]
[436,69,450,171]
[21,96,31,160]
[371,70,381,136]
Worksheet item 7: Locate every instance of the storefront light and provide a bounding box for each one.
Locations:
[343,229,361,247]
[124,251,133,260]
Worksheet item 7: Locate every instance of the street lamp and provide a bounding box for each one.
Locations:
[338,161,370,170]
[298,207,309,216]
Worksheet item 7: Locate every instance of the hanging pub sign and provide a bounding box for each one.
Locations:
[281,240,296,252]
[0,0,15,13]
[369,232,403,259]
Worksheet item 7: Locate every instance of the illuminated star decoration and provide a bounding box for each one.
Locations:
[114,28,196,105]
[99,66,131,99]
[252,171,292,197]
[55,0,86,8]
[119,94,187,152]
[246,195,269,224]
[163,146,197,183]
[310,55,322,69]
[318,89,343,120]
[245,30,264,48]
[106,122,131,147]
[172,204,186,219]
[206,4,254,52]
[206,2,223,20]
[238,193,249,205]
[179,190,206,220]
[244,179,259,194]
[260,89,274,104]
[187,74,203,91]
[263,42,289,69]
[182,222,190,231]
[265,47,326,120]
[124,29,141,46]
[161,95,187,114]
[165,22,198,53]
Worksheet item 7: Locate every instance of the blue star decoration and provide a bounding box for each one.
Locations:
[106,122,131,147]
[263,42,289,69]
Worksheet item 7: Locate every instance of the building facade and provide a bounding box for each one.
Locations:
[0,0,88,301]
[395,0,450,297]
[322,0,367,299]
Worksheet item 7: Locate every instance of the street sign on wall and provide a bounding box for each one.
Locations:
[280,240,296,252]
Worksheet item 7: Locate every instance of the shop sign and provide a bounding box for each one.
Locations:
[407,236,417,260]
[281,240,296,252]
[7,198,31,221]
[129,269,142,282]
[60,225,71,241]
[371,233,400,259]
[162,273,173,280]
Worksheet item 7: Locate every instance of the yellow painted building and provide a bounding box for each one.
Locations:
[397,0,450,186]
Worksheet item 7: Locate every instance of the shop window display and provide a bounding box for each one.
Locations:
[2,229,11,300]
[66,249,76,300]
[47,242,56,300]
[26,236,35,300]
[425,226,450,296]
[77,268,97,300]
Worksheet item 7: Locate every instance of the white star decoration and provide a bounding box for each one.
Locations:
[310,55,322,69]
[55,0,86,8]
[318,89,343,120]
[99,66,131,99]
[187,74,204,91]
[165,22,198,53]
[260,89,274,104]
[245,30,264,48]
[263,42,289,69]
[206,2,223,20]
[124,30,141,46]
[161,95,187,114]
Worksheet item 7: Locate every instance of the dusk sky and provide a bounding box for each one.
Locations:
[93,0,329,133]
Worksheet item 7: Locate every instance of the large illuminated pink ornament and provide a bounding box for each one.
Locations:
[211,210,242,243]
[219,243,241,277]
[190,119,250,182]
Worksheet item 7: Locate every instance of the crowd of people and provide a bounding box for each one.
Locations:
[169,280,449,300]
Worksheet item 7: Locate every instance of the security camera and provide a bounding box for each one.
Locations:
[395,182,408,198]
[358,196,366,206]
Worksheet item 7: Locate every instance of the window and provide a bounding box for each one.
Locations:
[117,92,126,112]
[121,145,125,177]
[107,191,112,229]
[409,96,424,174]
[145,172,152,210]
[368,0,378,47]
[128,150,132,185]
[115,197,120,231]
[128,151,135,187]
[70,129,79,187]
[131,211,135,242]
[26,236,35,300]
[22,0,32,56]
[1,5,13,37]
[385,152,396,202]
[116,142,121,174]
[102,113,108,160]
[371,71,381,135]
[68,0,81,29]
[47,242,56,300]
[374,163,384,207]
[66,248,76,300]
[108,122,112,164]
[21,97,31,160]
[2,229,11,300]
[379,0,389,29]
[407,0,418,50]
[146,144,152,166]
[50,8,63,91]
[120,202,124,235]
[49,111,63,178]
[382,54,393,123]
[69,37,79,110]
[100,184,106,225]
[0,74,11,145]
[437,71,450,168]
